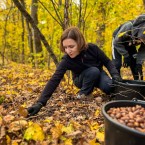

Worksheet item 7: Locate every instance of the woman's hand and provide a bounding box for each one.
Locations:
[112,74,122,83]
[27,102,43,116]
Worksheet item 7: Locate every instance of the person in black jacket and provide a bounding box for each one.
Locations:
[112,14,145,80]
[27,26,122,116]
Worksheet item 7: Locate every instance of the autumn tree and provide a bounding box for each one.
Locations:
[12,0,59,66]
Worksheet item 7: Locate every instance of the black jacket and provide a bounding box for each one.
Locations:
[113,14,145,59]
[38,43,119,105]
[113,21,134,57]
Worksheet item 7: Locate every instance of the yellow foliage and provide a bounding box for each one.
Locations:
[24,123,45,141]
[64,138,73,145]
[70,120,82,129]
[50,122,63,139]
[96,131,104,142]
[90,122,99,131]
[43,118,53,123]
[136,44,141,51]
[89,138,100,145]
[0,116,2,125]
[95,109,100,117]
[12,141,19,145]
[62,123,74,134]
[6,135,11,144]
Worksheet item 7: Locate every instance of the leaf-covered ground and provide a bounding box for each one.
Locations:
[0,62,136,145]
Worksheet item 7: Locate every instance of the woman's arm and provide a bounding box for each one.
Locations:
[37,59,68,106]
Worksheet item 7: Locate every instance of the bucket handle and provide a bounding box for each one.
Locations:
[110,83,145,100]
[132,98,145,104]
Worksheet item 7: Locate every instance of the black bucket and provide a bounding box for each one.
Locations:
[112,80,145,100]
[102,100,145,145]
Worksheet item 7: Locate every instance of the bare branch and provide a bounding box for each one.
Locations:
[38,0,63,27]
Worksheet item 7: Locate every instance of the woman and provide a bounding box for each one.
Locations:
[27,26,122,116]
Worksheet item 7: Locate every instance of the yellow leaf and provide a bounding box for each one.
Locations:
[118,31,126,38]
[28,73,34,77]
[43,119,52,123]
[24,123,45,141]
[143,30,145,34]
[70,120,81,129]
[0,96,4,104]
[12,141,19,145]
[96,131,104,142]
[64,138,73,145]
[90,122,99,131]
[0,116,3,125]
[6,91,12,95]
[95,109,100,117]
[123,76,128,79]
[50,122,63,139]
[21,102,27,108]
[6,135,11,144]
[136,44,141,51]
[62,124,74,134]
[89,138,100,145]
[28,121,33,126]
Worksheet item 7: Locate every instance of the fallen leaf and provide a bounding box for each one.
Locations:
[24,123,45,141]
[3,115,15,123]
[50,122,63,139]
[96,131,104,142]
[9,120,28,132]
[66,130,82,137]
[18,106,28,117]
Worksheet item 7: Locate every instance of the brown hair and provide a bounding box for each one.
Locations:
[60,26,88,52]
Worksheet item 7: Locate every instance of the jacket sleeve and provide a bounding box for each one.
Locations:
[113,21,133,57]
[37,59,67,106]
[96,46,120,77]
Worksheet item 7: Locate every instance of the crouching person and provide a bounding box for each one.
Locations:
[27,26,122,116]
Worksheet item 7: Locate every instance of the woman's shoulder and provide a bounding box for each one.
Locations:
[87,43,100,51]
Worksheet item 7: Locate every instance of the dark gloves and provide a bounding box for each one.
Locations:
[123,56,131,68]
[136,64,143,80]
[112,74,122,83]
[27,102,43,116]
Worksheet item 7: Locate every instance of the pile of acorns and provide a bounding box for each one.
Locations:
[107,105,145,133]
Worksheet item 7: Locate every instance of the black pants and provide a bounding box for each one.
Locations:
[112,45,140,80]
[74,67,113,95]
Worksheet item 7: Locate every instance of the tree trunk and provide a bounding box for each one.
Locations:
[63,0,69,30]
[143,0,145,9]
[78,0,82,28]
[31,0,43,67]
[2,5,13,65]
[12,0,58,65]
[31,0,42,53]
[96,2,106,48]
[20,0,25,63]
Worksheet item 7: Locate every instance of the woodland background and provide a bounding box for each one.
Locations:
[0,0,145,145]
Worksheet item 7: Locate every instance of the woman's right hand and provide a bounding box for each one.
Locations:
[27,102,43,116]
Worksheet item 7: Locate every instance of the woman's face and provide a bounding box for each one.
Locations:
[63,38,80,58]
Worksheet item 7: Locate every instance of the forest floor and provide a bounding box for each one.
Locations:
[0,62,143,145]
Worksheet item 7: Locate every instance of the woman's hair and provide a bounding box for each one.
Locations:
[60,26,88,52]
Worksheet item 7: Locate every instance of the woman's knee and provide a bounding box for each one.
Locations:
[101,83,112,95]
[85,67,100,79]
[98,73,112,94]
